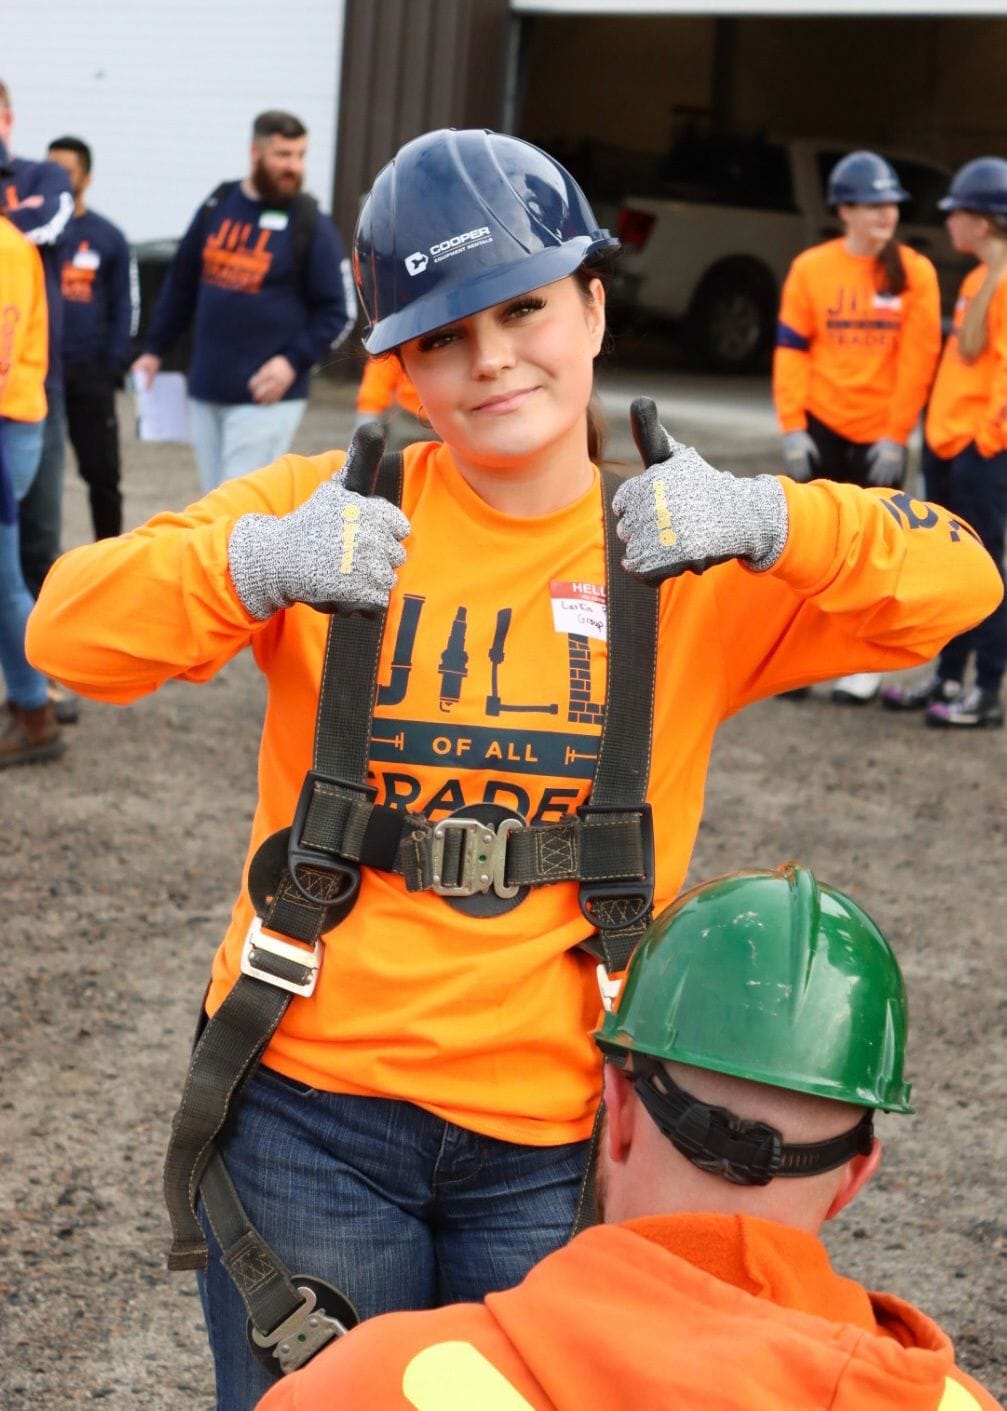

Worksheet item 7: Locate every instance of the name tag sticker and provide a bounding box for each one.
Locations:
[260,210,289,230]
[549,580,607,640]
[873,293,902,310]
[73,249,100,269]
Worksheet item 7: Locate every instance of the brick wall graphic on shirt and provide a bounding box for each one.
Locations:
[202,219,273,293]
[368,593,606,822]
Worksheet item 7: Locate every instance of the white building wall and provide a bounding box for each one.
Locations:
[2,0,347,242]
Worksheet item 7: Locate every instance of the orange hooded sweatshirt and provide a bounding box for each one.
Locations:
[357,355,423,420]
[774,238,940,444]
[254,1213,1001,1411]
[925,263,1007,460]
[0,216,48,423]
[25,443,1002,1145]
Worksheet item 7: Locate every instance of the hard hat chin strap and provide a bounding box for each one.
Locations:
[627,1056,874,1187]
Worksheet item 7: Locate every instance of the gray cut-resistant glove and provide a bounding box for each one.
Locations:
[780,429,821,483]
[864,437,907,488]
[612,398,789,580]
[228,422,410,619]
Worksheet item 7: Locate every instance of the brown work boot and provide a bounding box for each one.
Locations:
[0,700,66,768]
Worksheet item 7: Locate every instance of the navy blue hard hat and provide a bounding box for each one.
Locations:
[353,128,620,355]
[826,151,910,207]
[938,157,1007,215]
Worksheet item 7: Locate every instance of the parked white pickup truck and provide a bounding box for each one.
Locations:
[608,134,968,373]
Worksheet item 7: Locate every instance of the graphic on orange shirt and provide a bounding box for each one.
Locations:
[0,303,21,384]
[823,284,902,348]
[61,241,98,303]
[202,218,273,294]
[367,590,607,823]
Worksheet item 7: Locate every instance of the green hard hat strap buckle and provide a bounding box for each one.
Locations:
[628,1057,875,1187]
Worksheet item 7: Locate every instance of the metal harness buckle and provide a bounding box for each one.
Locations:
[239,917,322,998]
[249,1284,349,1375]
[429,816,522,899]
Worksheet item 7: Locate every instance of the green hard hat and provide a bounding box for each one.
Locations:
[595,862,913,1113]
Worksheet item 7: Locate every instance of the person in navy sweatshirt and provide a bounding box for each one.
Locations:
[132,109,357,493]
[0,79,74,602]
[48,137,138,541]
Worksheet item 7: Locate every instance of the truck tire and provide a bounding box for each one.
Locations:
[686,265,776,374]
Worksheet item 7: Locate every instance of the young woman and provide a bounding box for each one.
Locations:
[26,130,1000,1409]
[772,150,942,704]
[883,157,1007,729]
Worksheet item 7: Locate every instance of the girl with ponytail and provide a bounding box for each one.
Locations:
[885,158,1007,728]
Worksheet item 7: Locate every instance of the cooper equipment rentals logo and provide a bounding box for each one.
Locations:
[404,227,493,275]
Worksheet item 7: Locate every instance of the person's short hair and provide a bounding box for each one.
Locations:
[0,79,11,111]
[252,110,307,142]
[48,135,92,174]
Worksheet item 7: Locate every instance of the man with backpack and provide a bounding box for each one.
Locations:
[132,110,356,491]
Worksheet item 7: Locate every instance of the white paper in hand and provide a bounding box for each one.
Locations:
[133,371,191,443]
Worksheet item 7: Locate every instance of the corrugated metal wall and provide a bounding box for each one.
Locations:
[333,0,510,254]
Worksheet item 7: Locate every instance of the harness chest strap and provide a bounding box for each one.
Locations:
[285,774,653,893]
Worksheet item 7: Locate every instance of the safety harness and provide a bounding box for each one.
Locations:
[162,453,660,1377]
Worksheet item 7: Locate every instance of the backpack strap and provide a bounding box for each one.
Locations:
[198,180,236,233]
[288,192,319,288]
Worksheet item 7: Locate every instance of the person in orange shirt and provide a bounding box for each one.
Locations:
[26,130,1001,1410]
[255,864,1001,1411]
[0,214,65,766]
[355,354,427,447]
[883,158,1007,729]
[773,151,942,706]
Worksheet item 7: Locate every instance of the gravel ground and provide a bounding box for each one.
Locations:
[3,369,1004,1409]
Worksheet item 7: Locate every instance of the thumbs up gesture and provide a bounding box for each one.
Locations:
[611,398,790,581]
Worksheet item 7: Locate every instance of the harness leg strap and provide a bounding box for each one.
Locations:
[164,976,294,1269]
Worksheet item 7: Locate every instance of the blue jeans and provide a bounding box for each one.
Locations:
[188,398,307,494]
[924,442,1007,694]
[18,386,65,598]
[197,1066,588,1410]
[0,418,48,707]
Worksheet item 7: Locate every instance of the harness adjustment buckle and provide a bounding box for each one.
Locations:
[249,1283,350,1375]
[288,771,373,907]
[429,815,523,898]
[239,917,322,998]
[577,801,655,931]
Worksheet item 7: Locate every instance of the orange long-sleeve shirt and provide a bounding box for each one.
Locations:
[255,1213,1002,1411]
[925,264,1007,459]
[26,442,1001,1144]
[774,239,941,444]
[0,216,48,423]
[357,355,423,420]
